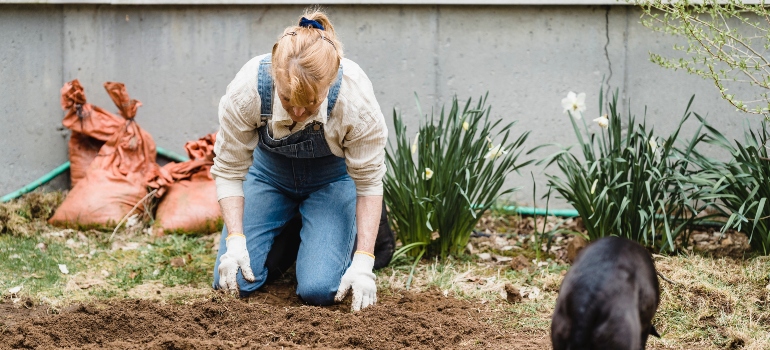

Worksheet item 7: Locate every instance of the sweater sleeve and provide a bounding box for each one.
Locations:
[210,55,265,200]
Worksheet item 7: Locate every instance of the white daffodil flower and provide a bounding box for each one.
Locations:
[561,91,586,119]
[462,121,469,131]
[484,144,508,160]
[411,133,420,154]
[423,168,434,180]
[593,115,609,129]
[649,137,658,154]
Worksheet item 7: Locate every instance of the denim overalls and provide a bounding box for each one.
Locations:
[213,55,356,305]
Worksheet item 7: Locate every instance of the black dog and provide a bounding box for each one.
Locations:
[551,236,660,350]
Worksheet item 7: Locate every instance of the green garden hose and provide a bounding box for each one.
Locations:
[0,147,188,203]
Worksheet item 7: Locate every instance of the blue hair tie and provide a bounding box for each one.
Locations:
[299,17,325,31]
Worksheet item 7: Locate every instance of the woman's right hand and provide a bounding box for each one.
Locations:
[217,234,256,291]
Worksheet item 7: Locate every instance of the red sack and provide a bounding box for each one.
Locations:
[60,80,125,188]
[50,82,156,228]
[147,133,221,234]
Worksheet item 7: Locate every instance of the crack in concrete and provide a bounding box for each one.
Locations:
[603,5,614,104]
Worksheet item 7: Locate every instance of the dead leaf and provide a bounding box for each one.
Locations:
[509,255,532,271]
[566,235,588,263]
[170,257,186,267]
[58,264,69,274]
[494,255,513,263]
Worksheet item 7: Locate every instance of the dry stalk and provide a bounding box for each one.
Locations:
[109,189,158,241]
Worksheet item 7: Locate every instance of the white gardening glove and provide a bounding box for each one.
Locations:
[335,253,377,311]
[217,234,256,291]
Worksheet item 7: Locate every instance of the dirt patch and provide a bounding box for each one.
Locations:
[1,285,550,350]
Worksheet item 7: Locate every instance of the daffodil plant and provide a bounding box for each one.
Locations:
[693,120,770,254]
[539,89,718,251]
[384,94,532,261]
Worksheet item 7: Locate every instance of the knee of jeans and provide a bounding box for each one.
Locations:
[296,280,336,306]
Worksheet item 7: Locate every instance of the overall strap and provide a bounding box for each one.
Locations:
[257,54,344,124]
[258,55,274,124]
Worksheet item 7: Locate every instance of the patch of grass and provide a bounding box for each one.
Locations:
[652,255,770,349]
[0,235,85,298]
[0,227,215,306]
[104,234,215,291]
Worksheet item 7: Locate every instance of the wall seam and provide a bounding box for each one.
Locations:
[603,5,612,103]
[622,5,630,109]
[433,5,440,107]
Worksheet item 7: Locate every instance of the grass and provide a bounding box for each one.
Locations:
[0,226,215,306]
[2,192,769,349]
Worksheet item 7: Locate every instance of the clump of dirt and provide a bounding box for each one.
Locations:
[0,191,65,237]
[0,286,549,350]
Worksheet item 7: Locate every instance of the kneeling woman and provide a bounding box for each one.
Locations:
[211,9,387,311]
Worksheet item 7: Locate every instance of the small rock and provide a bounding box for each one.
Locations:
[494,236,508,247]
[566,235,588,263]
[35,242,47,252]
[505,284,522,303]
[58,264,69,275]
[466,243,475,255]
[101,270,110,277]
[477,253,492,261]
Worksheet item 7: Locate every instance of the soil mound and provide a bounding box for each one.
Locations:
[1,287,548,349]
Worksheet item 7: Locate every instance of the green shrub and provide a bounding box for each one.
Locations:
[384,94,532,260]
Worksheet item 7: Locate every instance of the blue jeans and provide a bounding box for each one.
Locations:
[212,146,357,305]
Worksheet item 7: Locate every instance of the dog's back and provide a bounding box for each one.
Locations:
[551,236,660,350]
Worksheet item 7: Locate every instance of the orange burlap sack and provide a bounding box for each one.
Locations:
[147,133,221,234]
[60,79,125,188]
[50,82,156,228]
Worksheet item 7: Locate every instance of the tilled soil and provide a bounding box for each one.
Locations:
[0,283,550,350]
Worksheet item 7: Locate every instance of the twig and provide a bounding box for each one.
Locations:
[109,189,158,241]
[657,271,680,286]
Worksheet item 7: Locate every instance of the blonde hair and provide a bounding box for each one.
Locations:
[272,9,344,107]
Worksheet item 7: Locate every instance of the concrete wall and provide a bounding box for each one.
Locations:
[0,4,760,207]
